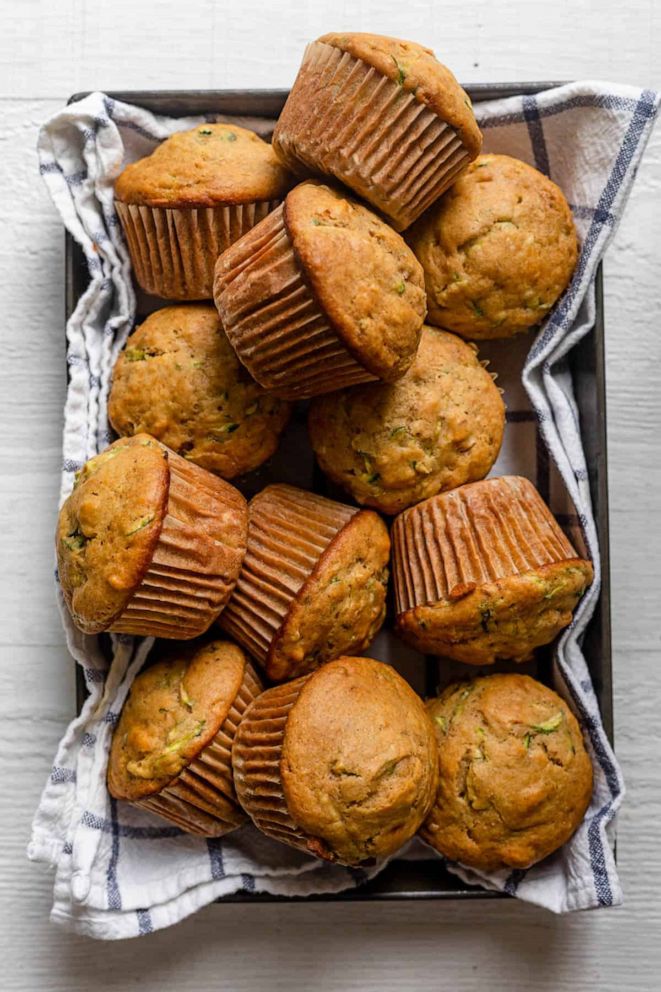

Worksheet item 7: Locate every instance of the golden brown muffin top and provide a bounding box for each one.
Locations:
[268,509,390,681]
[107,641,247,801]
[284,181,426,380]
[308,327,505,514]
[282,656,439,865]
[108,305,291,479]
[397,560,593,665]
[56,435,169,633]
[408,154,578,339]
[319,33,482,157]
[421,674,593,870]
[114,124,293,208]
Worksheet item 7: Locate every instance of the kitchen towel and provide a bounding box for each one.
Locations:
[30,81,658,938]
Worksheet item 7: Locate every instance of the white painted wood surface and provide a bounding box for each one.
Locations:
[0,1,659,988]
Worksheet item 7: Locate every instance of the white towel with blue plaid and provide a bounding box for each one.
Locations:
[30,82,658,939]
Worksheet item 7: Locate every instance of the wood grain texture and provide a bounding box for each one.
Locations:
[0,1,660,989]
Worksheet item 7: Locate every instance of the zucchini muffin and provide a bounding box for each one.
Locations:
[108,640,262,836]
[108,305,291,479]
[308,326,505,514]
[273,32,482,230]
[232,656,439,864]
[114,124,293,300]
[56,434,248,638]
[420,674,593,870]
[392,476,593,664]
[213,180,426,399]
[408,154,578,339]
[219,484,390,682]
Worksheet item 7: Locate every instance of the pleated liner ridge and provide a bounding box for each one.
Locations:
[116,199,281,300]
[111,447,247,639]
[219,484,357,664]
[392,476,580,615]
[273,41,472,231]
[213,205,380,400]
[232,676,311,852]
[136,662,263,837]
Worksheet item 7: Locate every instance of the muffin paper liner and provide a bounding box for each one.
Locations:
[273,41,472,231]
[136,661,263,837]
[111,447,247,639]
[219,484,357,664]
[392,476,579,614]
[116,199,281,300]
[213,205,379,399]
[231,677,310,850]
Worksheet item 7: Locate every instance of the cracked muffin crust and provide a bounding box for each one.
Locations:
[408,154,578,339]
[213,181,426,398]
[420,674,593,870]
[108,305,291,479]
[115,123,293,208]
[108,640,263,836]
[232,656,439,865]
[392,476,593,664]
[308,326,505,514]
[56,434,248,638]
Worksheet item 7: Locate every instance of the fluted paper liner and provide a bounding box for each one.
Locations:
[273,41,472,231]
[111,447,247,639]
[232,677,310,851]
[116,199,281,300]
[213,205,379,399]
[137,661,263,837]
[392,476,580,615]
[219,484,357,664]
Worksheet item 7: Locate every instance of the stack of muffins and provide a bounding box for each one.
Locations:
[57,33,595,877]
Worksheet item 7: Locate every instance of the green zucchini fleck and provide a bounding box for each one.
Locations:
[390,55,406,86]
[389,425,408,439]
[210,423,240,440]
[179,683,194,712]
[531,712,564,734]
[124,348,146,362]
[62,532,87,552]
[163,719,206,754]
[125,515,155,537]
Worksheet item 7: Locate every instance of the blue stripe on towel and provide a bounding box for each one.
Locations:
[106,798,122,911]
[136,908,154,934]
[588,803,614,906]
[207,838,225,880]
[523,94,551,174]
[82,810,184,840]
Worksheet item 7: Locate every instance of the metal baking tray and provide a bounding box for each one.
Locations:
[66,83,612,901]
